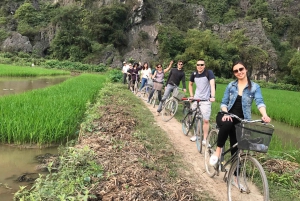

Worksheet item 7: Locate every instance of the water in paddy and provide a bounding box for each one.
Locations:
[0,76,69,200]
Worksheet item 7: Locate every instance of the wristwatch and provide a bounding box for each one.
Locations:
[211,96,215,98]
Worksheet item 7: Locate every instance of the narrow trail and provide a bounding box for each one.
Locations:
[141,97,227,201]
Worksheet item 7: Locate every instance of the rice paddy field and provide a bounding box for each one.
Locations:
[0,64,70,76]
[0,73,106,145]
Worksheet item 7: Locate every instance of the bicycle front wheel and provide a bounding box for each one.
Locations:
[134,82,139,94]
[204,129,219,177]
[161,98,178,122]
[227,155,269,201]
[152,90,158,108]
[136,86,149,100]
[181,112,192,136]
[194,118,203,153]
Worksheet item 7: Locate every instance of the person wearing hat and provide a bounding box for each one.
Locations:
[122,61,129,84]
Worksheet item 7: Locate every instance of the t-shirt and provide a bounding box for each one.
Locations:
[141,68,152,79]
[122,65,129,73]
[190,70,215,100]
[166,68,186,89]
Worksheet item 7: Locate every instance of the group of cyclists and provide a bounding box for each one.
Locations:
[122,59,271,168]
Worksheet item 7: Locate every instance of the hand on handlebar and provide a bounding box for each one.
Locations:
[222,114,233,122]
[261,115,271,123]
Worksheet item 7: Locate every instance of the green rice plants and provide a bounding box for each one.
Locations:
[0,73,106,145]
[0,64,70,77]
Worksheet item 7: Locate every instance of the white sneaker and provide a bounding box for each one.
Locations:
[209,155,218,166]
[202,140,211,147]
[190,136,197,142]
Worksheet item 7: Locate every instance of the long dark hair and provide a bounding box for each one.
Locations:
[232,61,252,90]
[142,62,149,70]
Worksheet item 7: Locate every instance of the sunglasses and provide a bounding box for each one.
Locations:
[197,64,205,66]
[157,66,162,68]
[178,63,183,66]
[233,67,245,74]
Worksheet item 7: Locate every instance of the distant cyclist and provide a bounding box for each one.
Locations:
[139,62,152,90]
[147,61,173,103]
[127,63,141,92]
[156,60,186,116]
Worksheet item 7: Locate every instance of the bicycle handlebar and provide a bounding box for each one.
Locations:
[182,97,209,102]
[220,111,273,126]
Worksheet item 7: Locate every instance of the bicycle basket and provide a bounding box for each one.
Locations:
[147,78,153,86]
[172,88,185,100]
[235,123,274,153]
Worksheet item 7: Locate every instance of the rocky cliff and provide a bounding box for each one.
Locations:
[0,0,297,73]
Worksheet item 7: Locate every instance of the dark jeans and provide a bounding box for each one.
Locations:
[148,89,162,102]
[123,73,127,84]
[216,112,240,156]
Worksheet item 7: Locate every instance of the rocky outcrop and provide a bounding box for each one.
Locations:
[240,0,300,17]
[1,32,32,53]
[32,24,57,57]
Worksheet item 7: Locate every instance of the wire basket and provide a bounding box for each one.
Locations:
[235,123,274,153]
[172,88,185,100]
[147,78,153,86]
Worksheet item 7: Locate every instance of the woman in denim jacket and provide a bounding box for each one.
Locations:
[209,61,271,166]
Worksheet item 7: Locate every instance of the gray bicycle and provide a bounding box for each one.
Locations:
[204,111,274,201]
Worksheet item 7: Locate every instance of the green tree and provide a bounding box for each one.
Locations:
[82,4,129,47]
[50,6,91,61]
[287,51,300,84]
[179,29,229,75]
[157,25,186,60]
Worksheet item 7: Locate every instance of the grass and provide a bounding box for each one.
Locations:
[14,83,212,201]
[0,73,106,145]
[0,64,70,76]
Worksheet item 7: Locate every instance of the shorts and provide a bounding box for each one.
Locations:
[191,101,211,120]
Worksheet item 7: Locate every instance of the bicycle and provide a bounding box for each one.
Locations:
[136,83,153,101]
[161,83,185,122]
[204,111,274,201]
[132,74,139,94]
[181,98,209,153]
[127,74,132,91]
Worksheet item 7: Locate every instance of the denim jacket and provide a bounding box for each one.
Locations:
[220,80,266,120]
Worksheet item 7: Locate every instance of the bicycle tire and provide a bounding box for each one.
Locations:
[152,90,158,108]
[136,86,149,100]
[204,129,219,177]
[134,82,139,94]
[227,155,269,201]
[183,102,190,115]
[195,118,203,153]
[161,98,178,122]
[181,112,192,136]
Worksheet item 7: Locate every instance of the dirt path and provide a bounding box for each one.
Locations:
[142,99,227,201]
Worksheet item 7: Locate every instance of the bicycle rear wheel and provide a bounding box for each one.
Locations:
[181,112,192,135]
[161,98,178,122]
[227,155,269,201]
[204,129,219,177]
[194,118,203,153]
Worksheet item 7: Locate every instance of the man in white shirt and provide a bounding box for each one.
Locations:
[122,61,129,84]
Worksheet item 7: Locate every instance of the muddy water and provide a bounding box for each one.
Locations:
[0,76,70,96]
[0,76,69,200]
[0,146,58,201]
